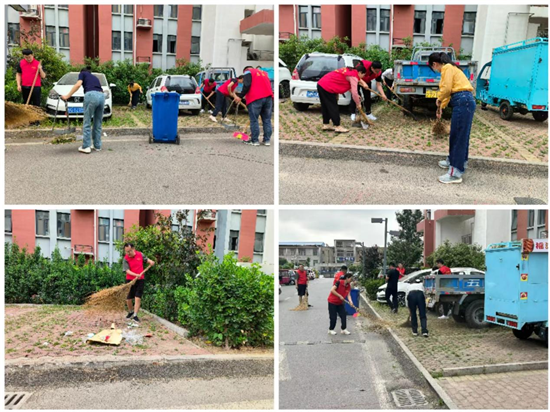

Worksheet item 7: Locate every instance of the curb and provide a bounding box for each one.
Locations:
[359,293,459,410]
[280,141,548,178]
[5,127,230,139]
[442,361,548,377]
[140,309,190,338]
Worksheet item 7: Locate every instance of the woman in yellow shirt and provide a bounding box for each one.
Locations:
[127,82,143,110]
[428,52,475,184]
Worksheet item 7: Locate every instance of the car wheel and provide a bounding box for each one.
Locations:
[280,81,290,99]
[499,101,514,121]
[293,103,310,111]
[465,300,488,329]
[398,293,406,307]
[190,109,200,116]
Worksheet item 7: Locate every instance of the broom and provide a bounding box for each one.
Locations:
[290,294,309,311]
[432,107,449,136]
[362,84,417,120]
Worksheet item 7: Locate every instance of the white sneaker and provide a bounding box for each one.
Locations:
[350,114,356,121]
[200,109,205,114]
[341,329,351,335]
[328,330,337,335]
[208,110,213,114]
[412,332,418,336]
[78,146,91,154]
[367,113,377,121]
[209,115,218,123]
[438,315,449,319]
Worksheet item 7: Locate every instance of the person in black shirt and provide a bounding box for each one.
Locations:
[385,262,400,313]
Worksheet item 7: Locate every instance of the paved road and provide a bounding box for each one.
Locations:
[7,376,273,409]
[5,134,274,205]
[280,156,547,205]
[279,278,440,409]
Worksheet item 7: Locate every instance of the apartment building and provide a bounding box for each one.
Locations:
[417,209,549,265]
[279,242,325,268]
[5,209,274,273]
[6,4,274,72]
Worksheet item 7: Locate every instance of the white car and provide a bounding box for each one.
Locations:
[146,74,201,115]
[279,58,291,99]
[46,72,115,118]
[376,269,432,307]
[289,52,378,111]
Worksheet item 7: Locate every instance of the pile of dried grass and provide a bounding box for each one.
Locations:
[5,101,46,129]
[85,278,137,312]
[290,295,309,311]
[432,119,450,137]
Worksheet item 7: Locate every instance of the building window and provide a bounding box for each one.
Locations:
[313,249,318,256]
[192,6,202,20]
[511,211,518,231]
[59,27,70,48]
[58,5,69,9]
[366,8,376,32]
[245,9,254,18]
[528,210,535,228]
[171,224,179,232]
[57,213,71,239]
[112,5,121,14]
[229,230,239,251]
[380,9,390,32]
[124,32,133,51]
[257,210,266,215]
[167,35,177,54]
[154,5,164,17]
[432,11,445,35]
[298,249,306,256]
[7,23,20,45]
[36,211,49,236]
[538,210,547,227]
[312,6,321,29]
[5,210,12,233]
[114,219,124,241]
[414,10,426,34]
[98,218,110,242]
[153,34,162,53]
[112,31,121,51]
[254,233,264,253]
[299,6,308,28]
[462,12,476,35]
[191,36,200,54]
[124,5,133,15]
[169,5,178,19]
[46,26,56,47]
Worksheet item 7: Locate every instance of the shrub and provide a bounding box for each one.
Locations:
[175,254,274,349]
[362,278,385,300]
[426,240,486,270]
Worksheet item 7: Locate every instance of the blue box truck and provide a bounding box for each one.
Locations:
[476,37,548,122]
[484,239,548,341]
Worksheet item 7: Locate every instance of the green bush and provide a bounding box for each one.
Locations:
[362,278,385,300]
[175,254,274,349]
[426,240,486,270]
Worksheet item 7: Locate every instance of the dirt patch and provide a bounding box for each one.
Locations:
[5,102,47,128]
[5,305,210,360]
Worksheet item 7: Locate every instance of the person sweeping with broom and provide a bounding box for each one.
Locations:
[428,52,476,184]
[209,76,243,123]
[327,273,355,335]
[406,278,428,337]
[200,77,216,114]
[123,243,155,323]
[351,60,388,124]
[16,49,46,106]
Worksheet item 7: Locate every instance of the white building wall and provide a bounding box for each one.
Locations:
[262,210,275,275]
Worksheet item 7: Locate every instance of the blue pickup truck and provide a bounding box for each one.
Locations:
[484,239,548,341]
[393,46,478,113]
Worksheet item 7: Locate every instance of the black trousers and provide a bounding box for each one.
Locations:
[407,290,428,334]
[386,287,398,311]
[131,90,141,108]
[328,302,347,330]
[212,91,228,117]
[317,84,340,126]
[349,81,372,115]
[22,86,41,106]
[202,92,214,110]
[384,78,395,100]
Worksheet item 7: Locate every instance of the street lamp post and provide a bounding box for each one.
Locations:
[371,217,388,278]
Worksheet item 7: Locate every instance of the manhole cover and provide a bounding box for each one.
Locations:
[391,389,428,408]
[5,392,31,410]
[514,197,546,205]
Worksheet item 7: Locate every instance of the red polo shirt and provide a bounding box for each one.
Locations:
[124,251,147,280]
[296,270,308,285]
[333,271,345,285]
[439,266,452,275]
[328,279,351,305]
[18,58,42,87]
[397,267,405,279]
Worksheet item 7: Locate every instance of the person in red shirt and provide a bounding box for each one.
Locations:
[327,273,355,335]
[16,49,46,106]
[333,265,348,285]
[397,263,406,279]
[201,78,217,113]
[123,243,155,323]
[350,60,388,123]
[436,259,452,274]
[317,63,369,133]
[295,264,309,306]
[209,76,243,123]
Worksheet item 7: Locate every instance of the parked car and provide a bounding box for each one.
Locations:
[46,72,115,118]
[146,75,201,115]
[195,67,237,88]
[279,58,291,99]
[279,270,296,285]
[289,52,378,112]
[376,269,432,306]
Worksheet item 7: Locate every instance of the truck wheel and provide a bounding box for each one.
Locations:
[293,103,310,112]
[513,324,534,340]
[499,101,514,121]
[280,81,290,99]
[403,95,413,113]
[532,111,548,122]
[452,314,466,323]
[398,293,406,307]
[465,300,488,329]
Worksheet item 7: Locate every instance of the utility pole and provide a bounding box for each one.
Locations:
[372,217,389,277]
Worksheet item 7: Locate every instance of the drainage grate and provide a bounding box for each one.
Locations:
[391,389,428,408]
[5,392,32,410]
[514,197,546,205]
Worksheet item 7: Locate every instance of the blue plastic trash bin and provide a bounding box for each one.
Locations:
[150,92,180,144]
[345,289,360,315]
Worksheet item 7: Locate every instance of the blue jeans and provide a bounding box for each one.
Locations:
[448,91,475,176]
[247,97,273,143]
[83,91,105,149]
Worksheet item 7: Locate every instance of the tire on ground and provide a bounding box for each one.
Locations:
[465,299,488,329]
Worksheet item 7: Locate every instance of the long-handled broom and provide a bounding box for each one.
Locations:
[362,84,418,120]
[432,107,449,136]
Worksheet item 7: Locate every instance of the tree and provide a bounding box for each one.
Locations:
[279,257,288,267]
[386,210,424,268]
[426,240,486,270]
[363,245,382,279]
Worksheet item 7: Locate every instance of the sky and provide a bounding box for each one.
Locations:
[279,209,407,247]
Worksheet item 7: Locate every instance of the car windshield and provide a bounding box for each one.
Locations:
[297,55,344,81]
[57,72,107,86]
[209,71,231,82]
[165,77,196,94]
